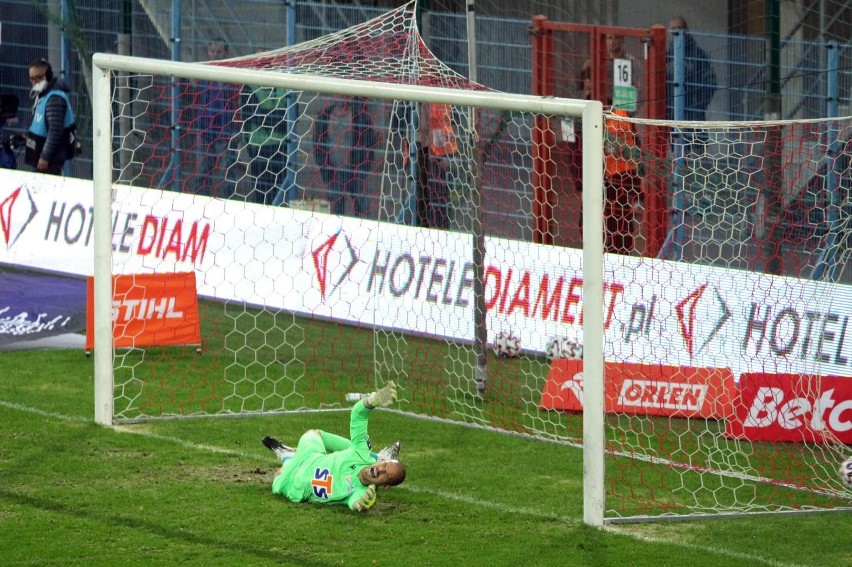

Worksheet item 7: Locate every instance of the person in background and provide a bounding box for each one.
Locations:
[417,102,458,229]
[581,34,642,117]
[24,58,76,175]
[666,16,718,121]
[241,84,290,205]
[603,106,642,255]
[605,33,630,63]
[195,39,240,198]
[315,97,377,216]
[577,42,643,255]
[0,94,21,170]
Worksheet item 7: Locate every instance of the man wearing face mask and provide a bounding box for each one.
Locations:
[25,59,76,175]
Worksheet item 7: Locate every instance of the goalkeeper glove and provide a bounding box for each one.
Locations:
[353,485,377,512]
[365,381,397,408]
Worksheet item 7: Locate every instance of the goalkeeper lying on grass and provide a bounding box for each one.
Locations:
[262,381,406,512]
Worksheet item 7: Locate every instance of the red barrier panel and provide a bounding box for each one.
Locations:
[725,373,852,444]
[540,359,735,419]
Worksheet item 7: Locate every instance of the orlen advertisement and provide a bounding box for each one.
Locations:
[2,169,852,381]
[725,373,852,444]
[540,359,735,419]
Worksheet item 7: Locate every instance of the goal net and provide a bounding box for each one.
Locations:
[575,111,852,521]
[91,1,850,524]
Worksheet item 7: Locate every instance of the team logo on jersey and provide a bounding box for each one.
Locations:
[311,467,334,499]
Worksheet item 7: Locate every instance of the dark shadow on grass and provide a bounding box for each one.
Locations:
[0,488,337,566]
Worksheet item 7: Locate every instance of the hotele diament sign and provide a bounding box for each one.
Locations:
[1,168,851,381]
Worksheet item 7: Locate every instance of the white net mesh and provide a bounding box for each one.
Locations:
[588,112,852,519]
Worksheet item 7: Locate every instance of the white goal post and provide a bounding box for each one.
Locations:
[90,53,607,523]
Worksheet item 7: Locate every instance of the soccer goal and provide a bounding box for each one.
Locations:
[90,1,610,524]
[90,1,849,525]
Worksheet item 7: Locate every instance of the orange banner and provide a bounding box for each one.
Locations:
[85,272,201,350]
[540,359,735,419]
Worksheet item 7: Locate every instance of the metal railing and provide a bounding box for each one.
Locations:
[4,2,850,171]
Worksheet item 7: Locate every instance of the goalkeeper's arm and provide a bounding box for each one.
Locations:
[349,381,398,457]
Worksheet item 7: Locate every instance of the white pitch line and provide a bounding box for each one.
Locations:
[399,484,581,524]
[0,399,816,567]
[112,426,254,456]
[0,400,90,422]
[602,526,807,567]
[0,400,251,456]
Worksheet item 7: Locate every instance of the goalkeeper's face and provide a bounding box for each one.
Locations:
[358,460,406,488]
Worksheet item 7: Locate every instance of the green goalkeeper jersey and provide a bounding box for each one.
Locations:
[272,400,376,510]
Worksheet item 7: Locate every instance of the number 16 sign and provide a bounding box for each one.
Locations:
[613,58,637,112]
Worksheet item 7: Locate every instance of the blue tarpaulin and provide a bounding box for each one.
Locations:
[0,271,87,346]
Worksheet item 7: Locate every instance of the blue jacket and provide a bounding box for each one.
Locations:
[27,81,75,164]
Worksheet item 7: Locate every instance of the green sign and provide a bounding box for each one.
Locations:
[613,85,637,113]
